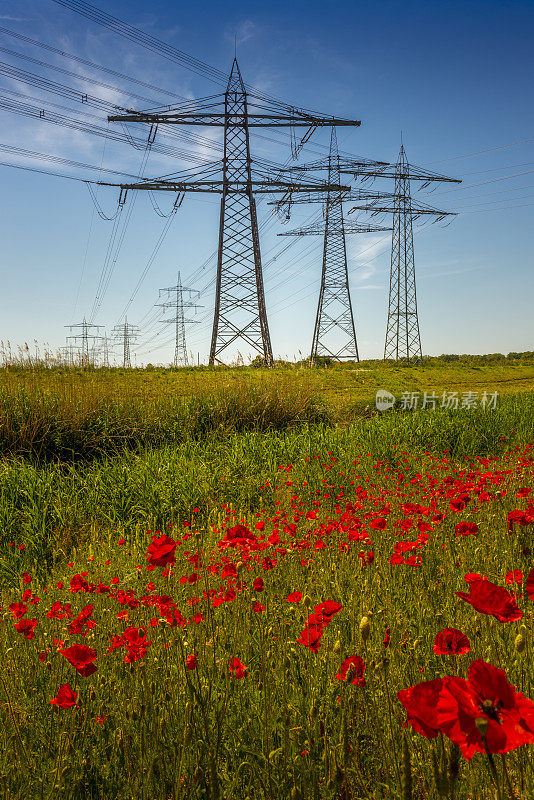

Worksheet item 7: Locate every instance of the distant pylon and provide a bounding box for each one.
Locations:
[112,319,139,368]
[65,317,102,367]
[210,60,273,366]
[384,144,422,361]
[311,128,359,363]
[100,335,110,368]
[157,271,202,367]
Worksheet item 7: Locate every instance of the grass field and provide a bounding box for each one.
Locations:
[1,360,533,798]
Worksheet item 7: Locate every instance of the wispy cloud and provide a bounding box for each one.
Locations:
[225,20,258,47]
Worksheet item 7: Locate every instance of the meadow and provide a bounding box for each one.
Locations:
[1,357,534,799]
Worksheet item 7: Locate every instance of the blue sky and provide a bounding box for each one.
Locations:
[0,0,532,364]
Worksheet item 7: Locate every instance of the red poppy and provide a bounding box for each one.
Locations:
[229,657,247,679]
[526,568,534,602]
[122,627,152,663]
[454,522,479,536]
[219,524,257,549]
[449,499,466,512]
[296,600,343,652]
[315,600,343,622]
[286,591,302,603]
[252,577,264,592]
[9,602,27,620]
[398,678,446,739]
[61,644,98,677]
[456,578,522,622]
[335,656,366,686]
[296,613,325,652]
[146,534,177,567]
[185,654,198,670]
[438,660,534,759]
[50,684,78,710]
[369,518,387,530]
[433,628,471,655]
[14,618,37,639]
[21,573,32,584]
[505,570,523,586]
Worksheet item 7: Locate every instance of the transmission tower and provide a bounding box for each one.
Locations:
[279,129,390,363]
[112,319,139,368]
[65,318,102,367]
[157,271,202,366]
[104,58,360,365]
[100,335,111,368]
[278,145,461,360]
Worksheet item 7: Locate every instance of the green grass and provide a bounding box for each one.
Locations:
[1,362,533,798]
[1,391,533,586]
[1,359,533,460]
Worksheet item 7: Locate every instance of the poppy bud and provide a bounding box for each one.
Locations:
[333,640,341,654]
[303,595,312,609]
[515,633,526,653]
[475,716,489,737]
[359,616,371,642]
[236,561,243,574]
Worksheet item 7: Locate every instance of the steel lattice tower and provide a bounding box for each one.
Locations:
[210,60,272,365]
[112,319,139,368]
[65,317,102,367]
[311,128,359,363]
[384,145,422,361]
[158,271,201,367]
[107,59,361,364]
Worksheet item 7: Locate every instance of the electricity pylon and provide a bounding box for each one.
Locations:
[346,146,460,360]
[100,335,111,368]
[278,145,461,360]
[279,128,390,363]
[104,58,361,365]
[384,144,422,360]
[112,319,139,368]
[65,317,102,367]
[157,271,202,366]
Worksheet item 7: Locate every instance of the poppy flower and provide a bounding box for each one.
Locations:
[296,614,325,652]
[335,656,366,686]
[146,534,177,568]
[14,618,37,639]
[122,627,152,663]
[185,654,198,670]
[286,591,302,603]
[369,518,387,530]
[252,577,264,592]
[296,600,343,652]
[398,678,447,739]
[456,578,522,622]
[433,628,471,655]
[437,660,534,759]
[229,657,247,679]
[526,568,534,602]
[9,602,27,620]
[61,644,98,677]
[505,570,523,586]
[454,522,479,536]
[50,684,78,710]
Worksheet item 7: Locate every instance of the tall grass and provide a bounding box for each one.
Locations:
[0,380,327,460]
[1,394,532,585]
